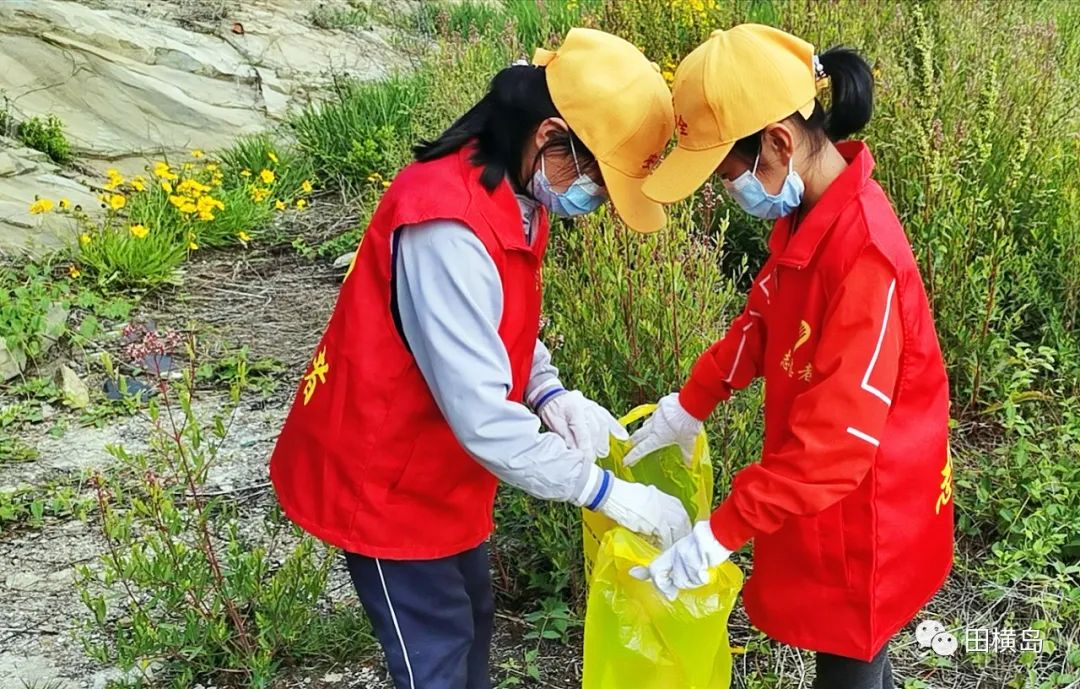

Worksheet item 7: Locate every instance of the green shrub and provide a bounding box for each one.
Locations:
[17,114,73,164]
[309,1,372,30]
[76,349,370,688]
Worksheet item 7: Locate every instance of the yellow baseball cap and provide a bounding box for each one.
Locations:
[642,24,818,204]
[534,28,675,233]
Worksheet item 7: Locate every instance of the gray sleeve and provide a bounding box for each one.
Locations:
[394,220,602,505]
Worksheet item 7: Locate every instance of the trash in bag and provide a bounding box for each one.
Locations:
[581,405,742,689]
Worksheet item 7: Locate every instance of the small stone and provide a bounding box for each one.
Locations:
[322,672,344,683]
[5,571,43,590]
[332,252,356,270]
[56,365,90,409]
[0,151,15,177]
[40,402,57,420]
[0,339,26,381]
[40,303,70,355]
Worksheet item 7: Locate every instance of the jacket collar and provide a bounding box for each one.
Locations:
[460,146,548,255]
[768,141,875,268]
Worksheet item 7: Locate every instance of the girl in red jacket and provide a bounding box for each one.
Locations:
[629,25,954,689]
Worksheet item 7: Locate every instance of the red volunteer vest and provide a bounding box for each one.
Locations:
[269,146,549,559]
[738,143,953,660]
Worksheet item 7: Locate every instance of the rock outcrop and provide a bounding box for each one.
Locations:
[0,0,410,255]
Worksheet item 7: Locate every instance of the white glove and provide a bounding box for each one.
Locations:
[539,390,629,460]
[630,521,732,601]
[596,477,692,550]
[623,392,703,467]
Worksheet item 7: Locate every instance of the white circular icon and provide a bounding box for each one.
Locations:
[916,620,946,648]
[931,631,959,656]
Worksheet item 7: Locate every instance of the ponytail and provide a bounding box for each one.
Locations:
[730,45,875,162]
[816,46,874,141]
[413,64,597,192]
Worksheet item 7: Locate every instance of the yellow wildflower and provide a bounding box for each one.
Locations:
[241,169,252,178]
[29,199,54,214]
[212,174,224,187]
[188,235,200,251]
[68,265,81,279]
[366,173,382,182]
[104,168,125,190]
[182,162,194,172]
[205,163,219,172]
[191,149,205,158]
[250,187,270,203]
[162,181,173,194]
[301,180,313,194]
[59,198,71,210]
[131,177,146,192]
[170,195,198,214]
[260,169,275,185]
[275,200,286,211]
[238,230,252,246]
[195,196,225,220]
[153,162,178,181]
[79,233,92,246]
[268,151,279,164]
[661,70,675,85]
[109,194,127,210]
[382,180,391,189]
[129,224,149,239]
[296,199,308,210]
[177,179,211,198]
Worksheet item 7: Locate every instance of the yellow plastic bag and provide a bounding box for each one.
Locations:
[582,404,714,581]
[583,529,743,689]
[581,405,743,689]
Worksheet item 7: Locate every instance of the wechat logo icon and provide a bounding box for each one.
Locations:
[916,619,958,657]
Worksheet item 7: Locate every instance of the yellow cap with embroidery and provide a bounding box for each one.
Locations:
[534,28,675,233]
[642,24,819,204]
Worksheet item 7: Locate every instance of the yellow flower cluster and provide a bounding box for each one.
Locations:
[29,198,54,214]
[661,58,677,86]
[154,162,179,182]
[104,168,125,191]
[250,187,271,203]
[129,224,149,239]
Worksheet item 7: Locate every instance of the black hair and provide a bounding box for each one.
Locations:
[413,64,599,192]
[731,46,874,164]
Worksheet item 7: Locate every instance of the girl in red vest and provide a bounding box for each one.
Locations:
[628,25,954,688]
[270,29,688,689]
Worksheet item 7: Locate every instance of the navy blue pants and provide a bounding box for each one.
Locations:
[345,544,494,689]
[814,642,894,689]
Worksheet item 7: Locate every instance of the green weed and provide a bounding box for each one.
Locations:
[17,114,72,165]
[309,1,372,31]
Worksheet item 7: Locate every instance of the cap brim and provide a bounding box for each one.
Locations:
[599,160,667,234]
[641,142,733,204]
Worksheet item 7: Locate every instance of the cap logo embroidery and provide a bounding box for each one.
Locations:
[642,153,662,171]
[676,114,689,136]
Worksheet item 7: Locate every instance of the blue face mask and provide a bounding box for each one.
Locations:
[723,152,804,220]
[530,139,606,217]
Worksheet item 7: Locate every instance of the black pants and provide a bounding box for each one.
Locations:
[345,544,494,689]
[814,642,894,689]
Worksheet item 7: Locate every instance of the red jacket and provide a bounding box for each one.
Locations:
[680,142,953,660]
[269,146,549,559]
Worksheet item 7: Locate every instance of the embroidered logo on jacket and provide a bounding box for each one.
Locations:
[781,320,814,380]
[302,347,330,405]
[935,442,953,515]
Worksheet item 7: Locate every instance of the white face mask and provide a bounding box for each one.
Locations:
[722,152,805,220]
